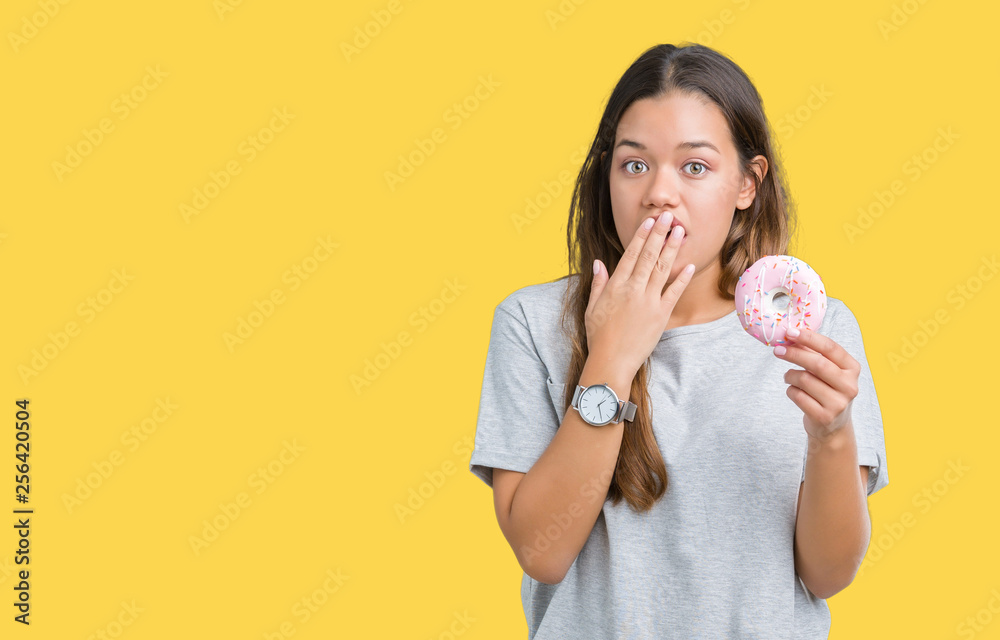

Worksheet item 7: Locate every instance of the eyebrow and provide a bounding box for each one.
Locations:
[614,139,721,154]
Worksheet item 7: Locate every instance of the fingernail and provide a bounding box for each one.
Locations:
[787,328,800,338]
[773,345,786,356]
[643,217,654,230]
[593,259,600,274]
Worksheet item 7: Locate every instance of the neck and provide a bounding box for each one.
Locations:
[664,262,733,331]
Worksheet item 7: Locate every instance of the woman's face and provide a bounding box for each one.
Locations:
[606,91,765,283]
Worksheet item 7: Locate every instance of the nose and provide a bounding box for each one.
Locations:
[643,166,681,210]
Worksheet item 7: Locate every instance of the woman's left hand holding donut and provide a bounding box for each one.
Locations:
[772,327,861,442]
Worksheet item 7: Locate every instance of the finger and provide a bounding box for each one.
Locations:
[784,368,838,409]
[778,340,822,361]
[783,328,858,371]
[629,211,676,286]
[647,223,686,297]
[587,260,616,331]
[615,211,674,283]
[587,259,608,311]
[785,384,825,423]
[785,374,853,433]
[774,343,856,397]
[659,262,696,313]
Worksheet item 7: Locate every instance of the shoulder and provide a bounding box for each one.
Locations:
[816,296,872,357]
[494,274,577,329]
[823,295,849,325]
[817,295,858,335]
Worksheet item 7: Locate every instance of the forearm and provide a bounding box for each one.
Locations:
[794,421,870,599]
[507,360,631,584]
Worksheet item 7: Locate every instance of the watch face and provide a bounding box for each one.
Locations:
[580,385,618,425]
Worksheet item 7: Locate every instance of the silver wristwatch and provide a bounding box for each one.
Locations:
[571,383,637,426]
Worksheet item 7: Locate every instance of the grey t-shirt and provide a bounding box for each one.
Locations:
[469,274,888,639]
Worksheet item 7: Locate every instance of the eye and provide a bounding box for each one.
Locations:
[621,160,647,175]
[685,162,707,175]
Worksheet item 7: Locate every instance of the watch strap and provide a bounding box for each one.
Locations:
[618,399,637,423]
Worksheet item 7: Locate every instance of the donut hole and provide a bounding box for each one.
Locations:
[772,291,790,311]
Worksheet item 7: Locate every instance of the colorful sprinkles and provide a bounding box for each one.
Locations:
[735,255,827,347]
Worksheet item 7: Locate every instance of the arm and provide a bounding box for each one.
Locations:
[793,423,871,599]
[773,326,871,599]
[494,359,633,585]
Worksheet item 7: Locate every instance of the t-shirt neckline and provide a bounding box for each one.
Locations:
[659,308,738,341]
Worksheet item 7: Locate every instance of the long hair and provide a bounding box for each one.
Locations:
[554,43,796,512]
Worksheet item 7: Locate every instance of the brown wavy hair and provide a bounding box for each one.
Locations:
[554,43,796,512]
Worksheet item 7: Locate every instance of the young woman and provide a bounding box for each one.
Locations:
[470,43,888,639]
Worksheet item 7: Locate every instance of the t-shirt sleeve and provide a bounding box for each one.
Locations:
[800,300,889,496]
[469,301,562,489]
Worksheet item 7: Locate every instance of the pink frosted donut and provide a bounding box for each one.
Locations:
[735,255,827,346]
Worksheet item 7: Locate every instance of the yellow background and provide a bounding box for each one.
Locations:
[2,0,997,637]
